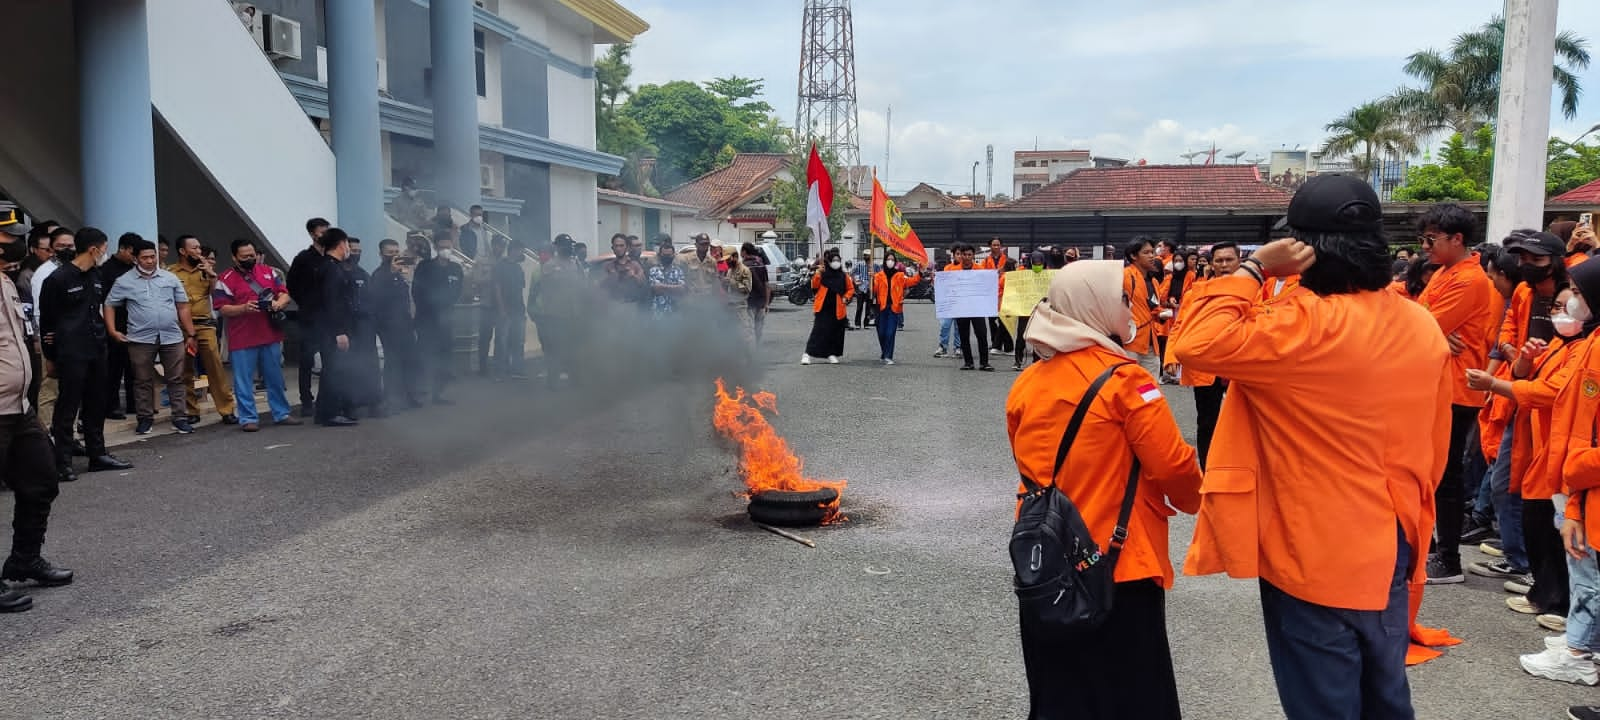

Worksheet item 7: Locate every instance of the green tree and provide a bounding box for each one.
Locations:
[1438,126,1495,189]
[1391,16,1590,135]
[1321,101,1417,176]
[1547,138,1600,195]
[1392,165,1489,202]
[621,79,790,187]
[771,143,857,257]
[704,76,775,122]
[594,43,656,194]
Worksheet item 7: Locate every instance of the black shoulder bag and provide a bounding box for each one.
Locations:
[1010,362,1141,635]
[242,269,288,331]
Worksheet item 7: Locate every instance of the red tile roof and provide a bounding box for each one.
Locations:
[1006,165,1294,211]
[1553,178,1600,204]
[662,153,792,217]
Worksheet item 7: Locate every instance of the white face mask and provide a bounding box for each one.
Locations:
[1554,312,1583,337]
[1173,261,1186,271]
[885,259,896,269]
[1123,319,1139,345]
[829,260,842,270]
[1569,295,1592,324]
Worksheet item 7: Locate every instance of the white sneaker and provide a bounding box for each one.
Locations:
[1521,647,1599,685]
[1508,595,1540,614]
[884,358,895,366]
[800,354,812,366]
[828,356,839,364]
[1548,635,1570,652]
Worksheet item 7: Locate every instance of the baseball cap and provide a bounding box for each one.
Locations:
[1275,175,1384,234]
[553,233,575,248]
[1504,230,1565,257]
[0,209,28,238]
[692,233,711,243]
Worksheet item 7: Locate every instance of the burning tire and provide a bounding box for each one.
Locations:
[748,488,839,527]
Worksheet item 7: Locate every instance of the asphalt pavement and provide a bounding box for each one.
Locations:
[0,300,1590,719]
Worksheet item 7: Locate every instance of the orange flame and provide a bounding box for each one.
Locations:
[713,378,846,523]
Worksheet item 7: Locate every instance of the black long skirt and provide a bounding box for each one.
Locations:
[805,293,847,358]
[1020,579,1182,720]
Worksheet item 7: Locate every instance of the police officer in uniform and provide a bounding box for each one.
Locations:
[310,229,359,427]
[371,238,423,410]
[412,230,464,405]
[37,228,131,480]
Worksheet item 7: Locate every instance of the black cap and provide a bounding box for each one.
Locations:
[1505,230,1565,257]
[1275,174,1384,234]
[553,233,575,247]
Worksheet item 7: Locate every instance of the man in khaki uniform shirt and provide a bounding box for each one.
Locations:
[0,213,74,612]
[169,235,237,424]
[681,233,723,299]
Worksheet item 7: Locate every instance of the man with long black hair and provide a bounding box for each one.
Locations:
[1174,175,1450,719]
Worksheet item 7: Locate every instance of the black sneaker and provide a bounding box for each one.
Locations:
[1505,574,1535,595]
[135,419,154,435]
[1460,519,1498,544]
[1469,559,1522,579]
[1425,554,1465,585]
[1570,707,1600,720]
[172,419,195,435]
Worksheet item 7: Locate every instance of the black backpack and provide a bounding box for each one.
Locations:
[1010,362,1140,635]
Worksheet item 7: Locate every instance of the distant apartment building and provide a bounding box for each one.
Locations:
[1013,150,1127,198]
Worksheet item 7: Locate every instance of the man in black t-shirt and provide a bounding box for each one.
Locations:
[490,237,528,380]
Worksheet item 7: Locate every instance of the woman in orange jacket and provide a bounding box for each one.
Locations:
[870,254,918,365]
[801,247,854,365]
[1008,260,1202,720]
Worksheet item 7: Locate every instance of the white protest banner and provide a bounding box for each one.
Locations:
[934,269,999,319]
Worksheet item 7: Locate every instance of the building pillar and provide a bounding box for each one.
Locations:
[325,0,386,247]
[75,0,157,240]
[430,0,480,215]
[1486,0,1559,246]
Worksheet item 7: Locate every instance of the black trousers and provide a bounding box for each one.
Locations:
[990,317,1014,353]
[957,317,989,367]
[0,411,60,559]
[1020,579,1181,720]
[105,340,135,414]
[378,322,420,404]
[25,347,40,413]
[1193,381,1225,470]
[853,294,873,327]
[51,351,107,461]
[1433,404,1479,562]
[1525,498,1571,615]
[296,319,319,407]
[313,334,354,423]
[1014,316,1032,365]
[350,329,382,411]
[415,315,453,398]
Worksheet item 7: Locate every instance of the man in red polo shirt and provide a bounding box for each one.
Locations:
[212,239,301,432]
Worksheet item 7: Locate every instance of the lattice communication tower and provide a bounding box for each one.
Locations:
[796,0,861,190]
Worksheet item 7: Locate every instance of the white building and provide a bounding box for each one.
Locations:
[0,0,647,266]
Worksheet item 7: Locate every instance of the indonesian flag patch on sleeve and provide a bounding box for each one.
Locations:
[1137,383,1163,403]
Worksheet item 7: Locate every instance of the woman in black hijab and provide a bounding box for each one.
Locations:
[802,248,854,365]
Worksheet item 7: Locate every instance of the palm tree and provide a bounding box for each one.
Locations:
[1392,16,1590,136]
[1322,102,1418,178]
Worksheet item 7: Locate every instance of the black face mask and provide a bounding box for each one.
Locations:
[55,248,75,264]
[347,253,362,266]
[186,254,201,266]
[659,254,674,266]
[0,241,27,264]
[629,249,643,261]
[1523,263,1555,284]
[237,259,257,272]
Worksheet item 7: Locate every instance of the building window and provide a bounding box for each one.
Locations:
[1022,183,1042,195]
[919,202,929,209]
[474,31,487,98]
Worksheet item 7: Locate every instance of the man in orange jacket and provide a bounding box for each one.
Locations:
[1173,175,1451,719]
[1415,203,1496,584]
[1122,237,1163,376]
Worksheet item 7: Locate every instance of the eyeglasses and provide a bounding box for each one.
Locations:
[1418,233,1447,246]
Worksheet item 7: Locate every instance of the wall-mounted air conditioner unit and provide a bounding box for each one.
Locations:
[480,164,499,191]
[263,14,303,61]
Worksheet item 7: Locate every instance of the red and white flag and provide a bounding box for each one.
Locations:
[805,144,833,252]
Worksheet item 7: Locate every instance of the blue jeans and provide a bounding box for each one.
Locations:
[876,310,900,360]
[1489,421,1529,571]
[230,343,292,425]
[938,317,954,351]
[1465,424,1492,521]
[1557,494,1600,651]
[1260,527,1413,720]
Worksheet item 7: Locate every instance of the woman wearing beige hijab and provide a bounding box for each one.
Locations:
[1006,260,1203,720]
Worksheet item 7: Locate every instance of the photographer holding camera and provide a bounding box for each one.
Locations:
[213,239,300,432]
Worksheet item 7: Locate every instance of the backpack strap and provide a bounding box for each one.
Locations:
[1017,361,1131,495]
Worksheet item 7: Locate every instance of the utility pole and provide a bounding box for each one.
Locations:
[971,161,979,196]
[1487,0,1558,246]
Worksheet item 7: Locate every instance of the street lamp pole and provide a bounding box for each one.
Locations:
[972,161,979,196]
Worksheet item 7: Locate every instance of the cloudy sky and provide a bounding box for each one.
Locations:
[620,0,1600,195]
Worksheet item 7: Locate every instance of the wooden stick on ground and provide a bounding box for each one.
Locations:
[754,522,817,548]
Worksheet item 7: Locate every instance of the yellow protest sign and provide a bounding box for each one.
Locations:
[1001,269,1054,317]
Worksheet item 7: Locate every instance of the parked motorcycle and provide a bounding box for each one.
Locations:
[787,263,816,306]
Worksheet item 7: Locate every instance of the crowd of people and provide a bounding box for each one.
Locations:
[1006,174,1600,720]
